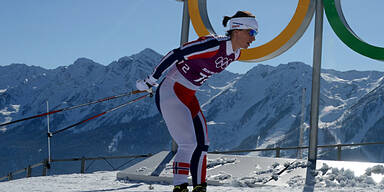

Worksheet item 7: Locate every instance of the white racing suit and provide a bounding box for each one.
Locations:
[151,35,240,186]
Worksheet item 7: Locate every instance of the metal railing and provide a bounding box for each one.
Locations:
[2,141,384,182]
[210,141,384,160]
[0,154,152,182]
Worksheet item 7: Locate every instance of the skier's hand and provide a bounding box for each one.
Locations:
[136,80,150,91]
[136,76,158,91]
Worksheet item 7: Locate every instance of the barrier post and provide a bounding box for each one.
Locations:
[275,147,281,158]
[337,145,342,161]
[42,159,48,176]
[27,165,32,177]
[81,157,86,173]
[8,172,13,181]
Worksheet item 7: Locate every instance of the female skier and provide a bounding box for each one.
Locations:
[136,11,259,192]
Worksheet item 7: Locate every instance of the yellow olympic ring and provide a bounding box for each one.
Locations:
[188,0,316,62]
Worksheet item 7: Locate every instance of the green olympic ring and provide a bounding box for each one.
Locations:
[324,0,384,61]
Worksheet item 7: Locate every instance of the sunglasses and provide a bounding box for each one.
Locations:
[248,29,258,37]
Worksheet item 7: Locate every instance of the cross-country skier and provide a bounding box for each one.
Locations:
[136,11,259,192]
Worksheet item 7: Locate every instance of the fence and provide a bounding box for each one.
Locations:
[2,141,384,182]
[0,154,152,182]
[210,141,384,160]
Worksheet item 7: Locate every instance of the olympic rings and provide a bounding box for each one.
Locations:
[323,0,384,61]
[188,0,316,62]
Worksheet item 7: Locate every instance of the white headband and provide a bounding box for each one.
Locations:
[229,17,259,32]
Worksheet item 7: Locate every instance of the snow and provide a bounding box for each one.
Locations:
[0,105,19,116]
[206,121,226,125]
[206,157,237,169]
[115,151,384,191]
[0,109,11,116]
[321,73,349,83]
[322,105,339,113]
[2,164,384,192]
[201,78,237,108]
[11,105,20,112]
[0,171,292,192]
[108,131,123,152]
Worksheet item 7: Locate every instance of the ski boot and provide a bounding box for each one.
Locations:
[173,183,189,192]
[192,182,207,192]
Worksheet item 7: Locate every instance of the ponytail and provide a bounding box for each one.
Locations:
[222,16,232,27]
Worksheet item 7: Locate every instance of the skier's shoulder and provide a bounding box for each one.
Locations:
[198,34,229,42]
[182,34,229,47]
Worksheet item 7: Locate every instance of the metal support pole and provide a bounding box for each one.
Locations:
[180,0,190,46]
[298,88,306,159]
[304,0,323,191]
[47,101,51,165]
[308,0,324,166]
[172,0,190,153]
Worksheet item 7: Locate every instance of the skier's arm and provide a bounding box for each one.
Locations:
[136,37,220,91]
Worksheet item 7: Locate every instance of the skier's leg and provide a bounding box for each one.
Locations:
[190,110,209,187]
[155,79,199,186]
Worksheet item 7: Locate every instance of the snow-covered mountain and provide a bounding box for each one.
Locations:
[1,48,384,176]
[201,63,384,160]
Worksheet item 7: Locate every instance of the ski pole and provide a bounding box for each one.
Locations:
[50,92,152,136]
[0,90,146,127]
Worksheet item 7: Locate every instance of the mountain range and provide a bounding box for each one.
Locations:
[1,48,384,177]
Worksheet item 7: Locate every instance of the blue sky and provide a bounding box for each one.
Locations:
[0,0,383,74]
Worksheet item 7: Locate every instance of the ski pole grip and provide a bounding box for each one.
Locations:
[132,90,148,94]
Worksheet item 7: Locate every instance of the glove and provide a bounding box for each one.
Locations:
[136,76,158,91]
